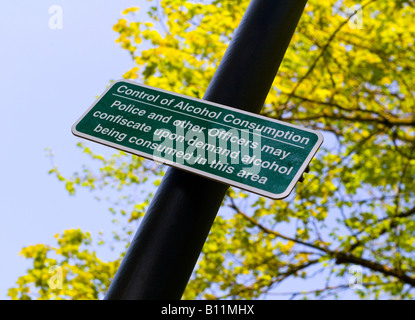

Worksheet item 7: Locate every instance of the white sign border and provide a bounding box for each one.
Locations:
[72,79,324,200]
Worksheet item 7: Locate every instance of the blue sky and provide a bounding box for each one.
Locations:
[0,0,149,298]
[0,1,359,300]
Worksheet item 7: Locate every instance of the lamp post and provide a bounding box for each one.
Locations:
[105,0,308,300]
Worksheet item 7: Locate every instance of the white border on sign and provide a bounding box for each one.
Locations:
[71,80,324,200]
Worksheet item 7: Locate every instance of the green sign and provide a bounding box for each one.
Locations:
[72,80,323,199]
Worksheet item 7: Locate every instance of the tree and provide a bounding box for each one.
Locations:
[9,0,415,300]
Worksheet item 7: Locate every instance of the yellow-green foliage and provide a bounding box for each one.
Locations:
[10,0,415,299]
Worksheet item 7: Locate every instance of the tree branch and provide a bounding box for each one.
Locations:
[229,201,415,287]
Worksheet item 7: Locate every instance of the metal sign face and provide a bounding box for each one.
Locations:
[72,80,323,199]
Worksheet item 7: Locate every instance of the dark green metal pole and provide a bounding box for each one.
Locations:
[105,0,308,300]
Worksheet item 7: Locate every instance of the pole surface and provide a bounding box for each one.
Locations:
[105,0,308,300]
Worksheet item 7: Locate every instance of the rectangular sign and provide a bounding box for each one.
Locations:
[72,80,323,199]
